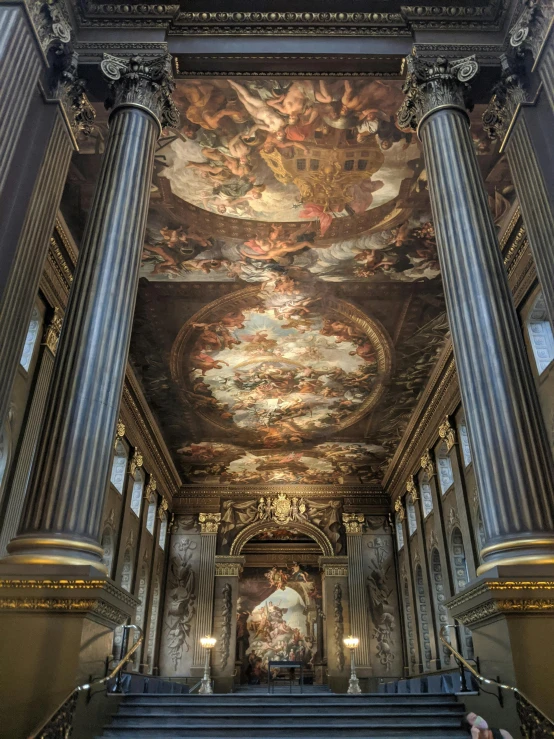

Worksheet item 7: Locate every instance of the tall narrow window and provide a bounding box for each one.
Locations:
[415,565,432,671]
[407,499,417,536]
[111,440,128,494]
[437,449,454,495]
[159,514,168,550]
[526,292,554,374]
[19,306,41,372]
[420,477,433,518]
[459,423,472,466]
[130,468,145,517]
[395,515,404,550]
[430,548,451,666]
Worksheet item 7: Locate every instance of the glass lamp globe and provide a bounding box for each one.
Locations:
[343,635,359,650]
[200,635,217,649]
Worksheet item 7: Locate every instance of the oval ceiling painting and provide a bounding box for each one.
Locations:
[170,280,391,447]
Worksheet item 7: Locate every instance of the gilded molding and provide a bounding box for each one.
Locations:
[342,512,365,535]
[394,498,406,523]
[129,446,143,476]
[158,495,169,520]
[145,476,157,501]
[398,51,479,132]
[114,418,125,450]
[421,450,435,477]
[199,512,221,534]
[438,415,456,451]
[406,475,419,503]
[101,53,179,130]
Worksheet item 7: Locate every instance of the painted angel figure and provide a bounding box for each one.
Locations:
[257,496,269,520]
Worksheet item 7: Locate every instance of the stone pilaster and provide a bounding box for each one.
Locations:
[343,514,371,672]
[398,53,554,574]
[0,311,62,556]
[212,555,244,690]
[319,557,349,690]
[193,513,221,667]
[2,54,179,574]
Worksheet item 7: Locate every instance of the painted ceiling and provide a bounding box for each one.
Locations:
[64,76,512,488]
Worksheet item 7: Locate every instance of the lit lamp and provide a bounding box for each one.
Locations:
[199,635,217,695]
[343,635,361,694]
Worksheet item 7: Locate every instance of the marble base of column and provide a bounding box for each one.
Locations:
[447,567,554,730]
[0,574,138,739]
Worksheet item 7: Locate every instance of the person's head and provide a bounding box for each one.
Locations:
[288,114,299,125]
[217,204,227,214]
[467,713,488,729]
[379,138,392,150]
[361,109,379,121]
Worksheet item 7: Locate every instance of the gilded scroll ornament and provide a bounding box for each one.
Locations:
[43,308,63,354]
[198,512,221,534]
[394,498,405,522]
[342,512,365,535]
[397,51,479,131]
[101,53,180,130]
[420,450,435,477]
[129,447,143,475]
[438,416,457,451]
[406,475,419,503]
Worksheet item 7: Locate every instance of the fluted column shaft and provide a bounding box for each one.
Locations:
[4,54,178,573]
[193,516,220,666]
[400,54,554,574]
[346,532,371,668]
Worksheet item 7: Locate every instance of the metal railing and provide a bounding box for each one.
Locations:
[440,625,554,739]
[29,624,143,739]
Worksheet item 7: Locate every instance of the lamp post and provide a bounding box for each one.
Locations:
[199,636,216,695]
[343,635,361,694]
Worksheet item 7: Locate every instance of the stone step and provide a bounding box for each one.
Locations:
[116,703,463,716]
[100,728,469,738]
[121,692,459,704]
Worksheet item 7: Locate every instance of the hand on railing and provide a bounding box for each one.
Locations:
[439,624,554,739]
[29,624,143,739]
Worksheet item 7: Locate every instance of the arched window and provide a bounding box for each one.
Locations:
[110,440,128,494]
[451,527,474,658]
[459,422,472,466]
[430,549,451,666]
[437,448,454,495]
[147,577,161,674]
[146,497,157,534]
[407,499,417,536]
[403,579,417,673]
[395,515,404,551]
[158,514,168,550]
[101,526,114,578]
[415,565,432,671]
[19,306,41,372]
[130,468,145,517]
[526,292,554,374]
[133,563,149,670]
[121,548,133,592]
[420,476,433,518]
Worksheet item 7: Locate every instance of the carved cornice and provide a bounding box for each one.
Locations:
[319,557,349,577]
[342,512,365,535]
[214,556,245,577]
[398,52,479,131]
[199,512,221,534]
[101,53,179,130]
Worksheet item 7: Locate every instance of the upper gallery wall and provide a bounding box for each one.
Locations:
[62,75,512,487]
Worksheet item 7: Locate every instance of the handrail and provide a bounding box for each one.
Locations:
[29,624,143,739]
[440,625,554,738]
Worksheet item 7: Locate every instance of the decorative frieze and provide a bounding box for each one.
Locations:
[198,512,221,534]
[342,512,365,535]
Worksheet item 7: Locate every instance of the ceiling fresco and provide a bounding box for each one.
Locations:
[63,75,513,488]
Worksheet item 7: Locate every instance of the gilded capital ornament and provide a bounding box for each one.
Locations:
[509,0,554,61]
[157,496,169,520]
[129,447,143,476]
[421,450,435,477]
[397,51,479,132]
[114,418,125,444]
[199,512,221,534]
[406,475,419,504]
[438,416,457,451]
[394,498,405,523]
[342,512,365,535]
[100,53,180,132]
[42,308,63,354]
[482,54,527,145]
[145,476,157,501]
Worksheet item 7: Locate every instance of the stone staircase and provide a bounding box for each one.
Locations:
[98,690,468,738]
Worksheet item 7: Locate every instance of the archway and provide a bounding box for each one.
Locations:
[230,519,334,557]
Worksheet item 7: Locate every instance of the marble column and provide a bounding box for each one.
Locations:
[2,54,179,574]
[343,514,371,672]
[483,54,554,327]
[398,54,554,574]
[193,514,221,667]
[0,311,62,556]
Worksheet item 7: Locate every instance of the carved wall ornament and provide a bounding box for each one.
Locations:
[158,496,169,520]
[126,529,135,548]
[256,493,308,524]
[145,476,157,501]
[413,548,421,567]
[333,583,345,672]
[219,582,232,670]
[42,308,63,354]
[51,49,96,140]
[129,447,143,476]
[100,53,180,130]
[509,0,554,61]
[406,475,419,503]
[398,51,479,131]
[438,416,457,451]
[164,537,197,669]
[447,507,460,533]
[427,528,440,554]
[104,508,115,529]
[198,512,221,534]
[394,498,406,523]
[342,512,365,535]
[420,450,435,477]
[366,537,396,671]
[115,418,126,443]
[482,54,528,144]
[26,0,72,54]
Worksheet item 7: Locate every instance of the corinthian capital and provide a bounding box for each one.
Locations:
[509,0,554,61]
[26,0,72,54]
[482,54,527,144]
[397,52,479,131]
[100,53,180,132]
